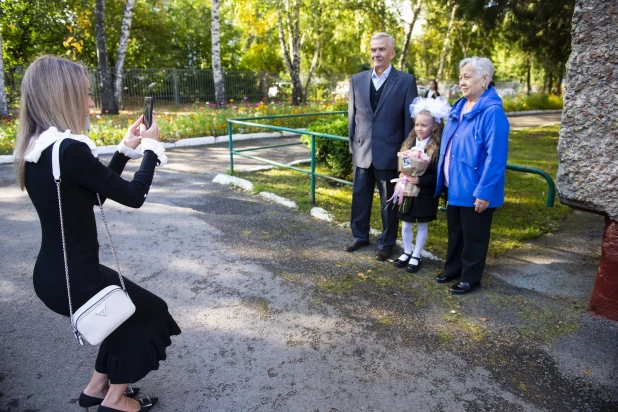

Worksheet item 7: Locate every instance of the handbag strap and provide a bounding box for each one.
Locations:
[52,139,127,344]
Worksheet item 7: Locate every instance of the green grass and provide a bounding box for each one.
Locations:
[233,124,570,258]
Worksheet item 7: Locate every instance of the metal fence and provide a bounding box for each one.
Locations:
[4,66,352,110]
[4,66,526,110]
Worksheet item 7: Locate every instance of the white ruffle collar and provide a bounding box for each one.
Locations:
[24,127,98,163]
[414,136,431,149]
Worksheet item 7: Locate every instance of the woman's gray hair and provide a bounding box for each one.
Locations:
[459,57,495,82]
[370,32,395,50]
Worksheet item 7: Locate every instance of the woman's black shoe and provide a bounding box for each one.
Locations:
[97,397,158,412]
[449,281,481,294]
[79,387,140,409]
[394,253,411,268]
[406,256,422,273]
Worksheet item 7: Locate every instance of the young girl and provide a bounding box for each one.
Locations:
[394,97,451,273]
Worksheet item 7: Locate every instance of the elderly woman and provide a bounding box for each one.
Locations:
[434,57,509,294]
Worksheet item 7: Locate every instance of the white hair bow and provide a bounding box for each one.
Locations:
[409,96,451,123]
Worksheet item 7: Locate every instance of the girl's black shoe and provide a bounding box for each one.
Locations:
[97,397,158,412]
[406,256,422,273]
[394,253,411,268]
[79,387,140,410]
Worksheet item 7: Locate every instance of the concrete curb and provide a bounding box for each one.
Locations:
[505,109,562,117]
[0,130,303,164]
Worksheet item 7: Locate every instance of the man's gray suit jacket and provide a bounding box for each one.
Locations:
[348,68,418,170]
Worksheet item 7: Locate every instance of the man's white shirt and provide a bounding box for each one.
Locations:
[371,64,392,91]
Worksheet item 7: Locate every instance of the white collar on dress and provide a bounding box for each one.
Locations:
[415,136,431,148]
[24,127,98,163]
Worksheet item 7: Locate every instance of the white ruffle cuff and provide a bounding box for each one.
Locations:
[117,141,143,159]
[140,138,168,166]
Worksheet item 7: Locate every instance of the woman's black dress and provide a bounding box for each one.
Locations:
[25,138,181,384]
[398,140,439,223]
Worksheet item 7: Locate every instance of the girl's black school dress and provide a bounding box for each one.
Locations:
[398,137,439,223]
[25,131,181,384]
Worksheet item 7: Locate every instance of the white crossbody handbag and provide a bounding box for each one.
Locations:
[52,139,135,345]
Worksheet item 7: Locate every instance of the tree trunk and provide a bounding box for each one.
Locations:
[525,56,531,95]
[555,70,563,96]
[398,0,423,71]
[0,31,8,118]
[548,72,554,95]
[437,3,458,82]
[113,0,136,109]
[303,39,320,103]
[303,2,323,103]
[94,0,118,114]
[277,0,303,105]
[211,0,226,108]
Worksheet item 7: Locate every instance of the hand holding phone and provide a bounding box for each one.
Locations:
[123,116,144,150]
[143,97,154,129]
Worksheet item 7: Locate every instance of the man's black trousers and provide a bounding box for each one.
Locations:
[350,165,399,250]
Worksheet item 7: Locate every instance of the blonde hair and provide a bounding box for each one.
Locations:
[400,111,443,163]
[14,55,90,190]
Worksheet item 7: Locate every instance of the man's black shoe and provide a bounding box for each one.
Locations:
[436,272,460,283]
[345,240,370,252]
[375,248,392,261]
[449,281,481,294]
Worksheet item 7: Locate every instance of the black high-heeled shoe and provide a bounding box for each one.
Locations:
[406,256,422,273]
[394,253,411,268]
[79,387,140,410]
[97,397,158,412]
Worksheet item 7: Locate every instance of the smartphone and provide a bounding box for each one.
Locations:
[142,97,154,129]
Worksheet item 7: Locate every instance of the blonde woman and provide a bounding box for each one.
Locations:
[14,56,180,411]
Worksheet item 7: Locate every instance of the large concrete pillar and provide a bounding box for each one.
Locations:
[557,1,618,320]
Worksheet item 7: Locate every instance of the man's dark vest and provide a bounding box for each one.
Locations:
[370,76,388,113]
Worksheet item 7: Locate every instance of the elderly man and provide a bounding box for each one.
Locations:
[346,32,418,261]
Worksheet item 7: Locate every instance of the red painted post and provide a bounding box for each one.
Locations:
[589,218,618,321]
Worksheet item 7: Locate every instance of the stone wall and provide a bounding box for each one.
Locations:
[556,0,618,221]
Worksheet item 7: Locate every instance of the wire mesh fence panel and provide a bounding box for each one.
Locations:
[4,67,354,110]
[4,66,25,109]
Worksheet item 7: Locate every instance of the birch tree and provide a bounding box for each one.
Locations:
[437,2,457,82]
[211,0,226,107]
[276,0,303,105]
[113,0,136,109]
[398,0,423,71]
[302,0,324,103]
[94,0,118,114]
[0,31,8,118]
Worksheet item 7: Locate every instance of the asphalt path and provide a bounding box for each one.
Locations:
[1,112,617,412]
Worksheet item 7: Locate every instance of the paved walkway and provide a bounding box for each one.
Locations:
[1,112,617,411]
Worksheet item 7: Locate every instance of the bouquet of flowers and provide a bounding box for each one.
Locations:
[388,148,431,211]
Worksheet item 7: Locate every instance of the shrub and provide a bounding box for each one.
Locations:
[502,93,563,112]
[302,115,352,180]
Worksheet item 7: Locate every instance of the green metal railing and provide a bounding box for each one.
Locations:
[228,112,347,204]
[506,164,555,207]
[227,112,556,207]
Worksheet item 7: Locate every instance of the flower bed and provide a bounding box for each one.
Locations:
[0,101,347,155]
